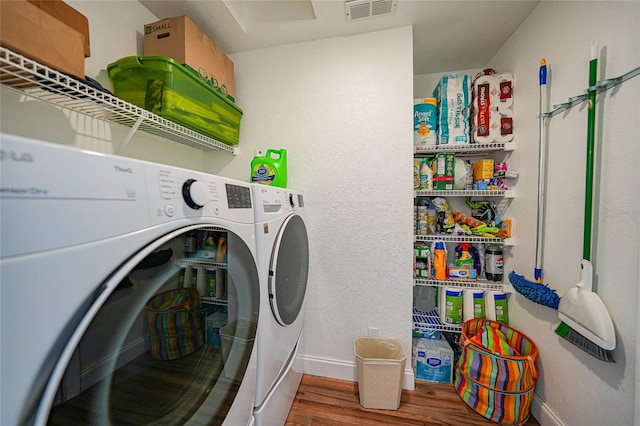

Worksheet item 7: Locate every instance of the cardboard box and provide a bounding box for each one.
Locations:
[144,15,235,97]
[0,0,85,78]
[432,153,455,190]
[27,0,90,57]
[473,159,495,181]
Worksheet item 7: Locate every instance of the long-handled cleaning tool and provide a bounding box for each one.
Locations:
[555,41,616,362]
[509,59,560,309]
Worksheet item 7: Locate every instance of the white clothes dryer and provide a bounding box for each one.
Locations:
[0,134,261,426]
[251,185,309,426]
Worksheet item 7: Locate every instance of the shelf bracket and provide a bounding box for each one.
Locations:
[118,115,144,154]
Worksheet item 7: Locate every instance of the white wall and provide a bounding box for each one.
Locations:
[221,27,416,386]
[1,1,209,170]
[415,2,638,425]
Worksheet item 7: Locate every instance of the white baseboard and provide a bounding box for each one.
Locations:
[299,354,416,391]
[531,393,563,426]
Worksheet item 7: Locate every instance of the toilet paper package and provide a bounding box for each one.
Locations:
[433,74,471,145]
[472,72,514,144]
[414,98,438,145]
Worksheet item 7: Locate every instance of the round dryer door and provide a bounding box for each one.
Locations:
[41,226,259,426]
[269,214,309,326]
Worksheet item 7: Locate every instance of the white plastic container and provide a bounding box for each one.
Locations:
[463,289,485,322]
[354,337,407,410]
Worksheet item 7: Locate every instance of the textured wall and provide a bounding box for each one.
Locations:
[220,27,415,381]
[485,2,639,425]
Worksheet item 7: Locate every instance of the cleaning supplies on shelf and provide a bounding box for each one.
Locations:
[419,157,433,190]
[463,289,485,322]
[216,235,227,263]
[486,291,509,324]
[198,234,217,259]
[454,243,475,269]
[251,148,288,188]
[432,241,447,280]
[215,268,225,298]
[440,288,463,324]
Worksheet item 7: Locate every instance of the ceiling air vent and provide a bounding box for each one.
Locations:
[345,0,397,22]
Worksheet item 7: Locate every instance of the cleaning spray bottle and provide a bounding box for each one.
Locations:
[251,148,288,188]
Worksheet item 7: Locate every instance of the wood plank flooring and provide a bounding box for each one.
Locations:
[286,375,540,426]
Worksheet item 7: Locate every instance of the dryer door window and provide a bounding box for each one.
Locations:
[269,214,310,326]
[43,226,259,426]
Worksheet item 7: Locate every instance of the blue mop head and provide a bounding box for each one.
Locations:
[508,271,560,310]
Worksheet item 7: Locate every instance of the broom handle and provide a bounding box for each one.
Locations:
[584,41,598,262]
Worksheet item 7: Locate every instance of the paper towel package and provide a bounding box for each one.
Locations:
[413,337,454,383]
[433,74,471,145]
[472,72,514,143]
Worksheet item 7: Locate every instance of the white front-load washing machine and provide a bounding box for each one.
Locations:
[0,133,261,426]
[251,185,309,426]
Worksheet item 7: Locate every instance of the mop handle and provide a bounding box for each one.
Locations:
[584,41,597,262]
[534,59,548,282]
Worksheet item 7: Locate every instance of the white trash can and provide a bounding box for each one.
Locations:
[354,337,407,410]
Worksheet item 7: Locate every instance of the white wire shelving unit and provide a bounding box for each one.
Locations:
[0,47,237,154]
[413,308,462,333]
[414,141,515,157]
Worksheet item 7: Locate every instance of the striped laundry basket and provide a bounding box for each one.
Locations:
[145,288,204,360]
[454,318,538,425]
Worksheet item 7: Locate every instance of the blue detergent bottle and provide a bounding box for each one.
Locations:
[251,148,287,188]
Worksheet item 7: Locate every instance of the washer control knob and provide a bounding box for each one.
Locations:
[288,193,296,208]
[182,179,208,209]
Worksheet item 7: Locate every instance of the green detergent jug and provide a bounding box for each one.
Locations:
[251,149,287,188]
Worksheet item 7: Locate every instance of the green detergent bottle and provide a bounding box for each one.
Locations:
[251,148,287,188]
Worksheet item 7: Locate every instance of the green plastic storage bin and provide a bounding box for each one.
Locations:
[107,55,243,146]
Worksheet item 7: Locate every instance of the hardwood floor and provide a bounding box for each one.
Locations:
[286,375,540,426]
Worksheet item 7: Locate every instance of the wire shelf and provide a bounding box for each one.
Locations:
[0,47,237,153]
[414,234,505,244]
[414,142,514,156]
[414,278,504,290]
[177,259,228,269]
[413,308,462,333]
[415,189,515,198]
[200,295,228,306]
